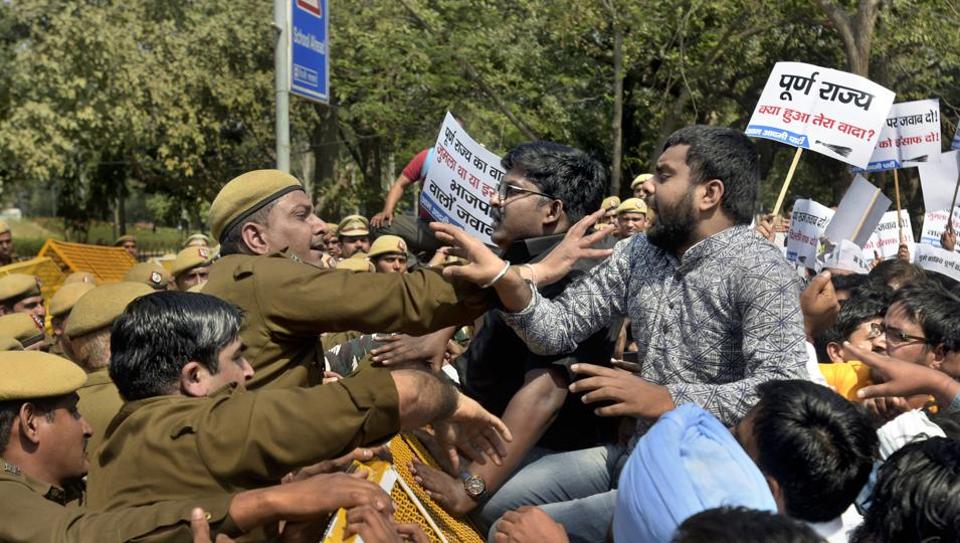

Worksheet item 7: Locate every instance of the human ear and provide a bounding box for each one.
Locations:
[179,361,209,398]
[240,223,270,255]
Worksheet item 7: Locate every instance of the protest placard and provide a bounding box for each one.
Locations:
[745,61,895,169]
[919,208,960,251]
[420,112,502,246]
[859,99,941,172]
[919,150,960,213]
[862,210,913,261]
[823,175,891,247]
[819,239,872,275]
[786,199,834,267]
[914,243,960,283]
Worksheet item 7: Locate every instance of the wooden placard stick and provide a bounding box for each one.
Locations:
[893,168,903,240]
[772,147,804,217]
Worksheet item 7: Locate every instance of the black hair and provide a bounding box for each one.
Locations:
[890,279,960,352]
[852,437,960,542]
[672,507,823,543]
[0,396,61,452]
[831,273,868,298]
[109,292,243,401]
[752,380,877,522]
[867,259,925,290]
[815,284,892,361]
[218,201,276,256]
[660,125,760,225]
[500,141,607,224]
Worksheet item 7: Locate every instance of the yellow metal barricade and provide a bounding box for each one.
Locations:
[323,434,485,543]
[38,239,137,284]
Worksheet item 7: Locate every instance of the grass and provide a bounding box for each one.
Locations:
[10,217,192,259]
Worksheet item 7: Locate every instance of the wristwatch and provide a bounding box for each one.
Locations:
[460,471,486,499]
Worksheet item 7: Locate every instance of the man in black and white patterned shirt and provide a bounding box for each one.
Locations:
[432,125,809,542]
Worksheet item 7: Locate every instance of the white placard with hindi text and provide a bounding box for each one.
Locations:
[787,199,834,268]
[420,112,502,246]
[859,99,941,172]
[862,210,913,261]
[919,208,960,251]
[914,243,960,283]
[745,61,895,168]
[822,175,891,247]
[919,150,960,214]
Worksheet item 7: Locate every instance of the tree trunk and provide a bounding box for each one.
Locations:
[812,0,882,77]
[610,20,624,196]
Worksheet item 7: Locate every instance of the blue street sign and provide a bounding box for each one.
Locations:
[290,0,329,103]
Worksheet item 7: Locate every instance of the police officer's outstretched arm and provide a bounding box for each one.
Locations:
[393,369,513,470]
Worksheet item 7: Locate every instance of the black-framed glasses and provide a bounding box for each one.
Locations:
[881,324,929,346]
[497,183,556,202]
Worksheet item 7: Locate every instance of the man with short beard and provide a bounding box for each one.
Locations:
[432,125,809,541]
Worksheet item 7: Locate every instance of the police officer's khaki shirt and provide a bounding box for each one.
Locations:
[202,252,490,389]
[76,367,123,455]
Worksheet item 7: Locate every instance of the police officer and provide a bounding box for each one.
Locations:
[65,282,154,452]
[0,313,46,351]
[123,261,172,291]
[615,197,649,239]
[202,169,491,389]
[0,273,45,321]
[0,350,400,542]
[630,173,653,199]
[338,215,372,258]
[171,246,214,291]
[368,235,409,274]
[48,282,96,359]
[0,220,14,266]
[114,234,138,259]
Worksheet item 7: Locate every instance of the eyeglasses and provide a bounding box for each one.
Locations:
[881,324,929,346]
[497,183,556,202]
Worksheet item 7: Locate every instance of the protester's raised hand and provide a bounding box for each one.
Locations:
[942,229,957,252]
[434,393,513,472]
[896,242,911,262]
[371,210,394,229]
[846,342,960,407]
[494,506,570,543]
[395,523,431,543]
[755,214,776,242]
[800,271,839,341]
[430,222,508,286]
[531,208,615,287]
[569,362,674,420]
[426,246,454,268]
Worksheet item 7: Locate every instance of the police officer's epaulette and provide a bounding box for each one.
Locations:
[1,459,20,476]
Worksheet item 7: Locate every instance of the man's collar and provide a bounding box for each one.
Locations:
[0,458,83,505]
[501,234,565,264]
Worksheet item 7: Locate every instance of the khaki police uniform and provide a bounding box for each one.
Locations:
[87,366,400,511]
[123,262,171,290]
[203,169,491,389]
[67,282,154,453]
[0,351,236,542]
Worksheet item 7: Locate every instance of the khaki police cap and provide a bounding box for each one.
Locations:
[123,262,172,291]
[171,247,213,278]
[63,271,98,285]
[0,274,41,304]
[0,313,45,348]
[65,282,155,339]
[0,336,22,351]
[209,170,304,243]
[183,233,210,248]
[326,224,339,236]
[113,235,136,246]
[368,236,407,259]
[336,257,374,272]
[630,173,653,189]
[0,351,87,401]
[0,220,9,235]
[617,198,648,215]
[49,282,96,318]
[338,215,370,237]
[601,196,621,211]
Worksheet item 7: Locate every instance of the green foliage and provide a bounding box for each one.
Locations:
[1,0,959,229]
